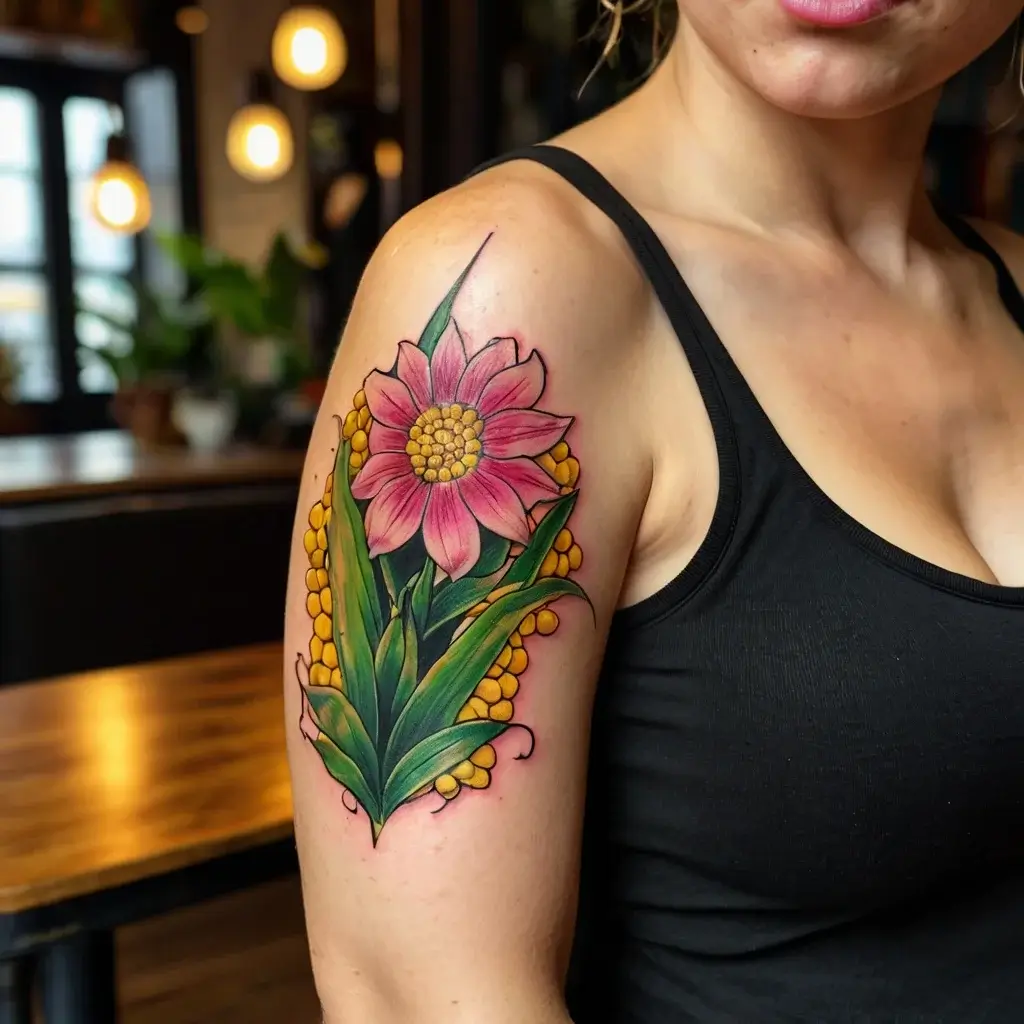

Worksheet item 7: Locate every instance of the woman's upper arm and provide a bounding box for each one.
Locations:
[285,178,650,1024]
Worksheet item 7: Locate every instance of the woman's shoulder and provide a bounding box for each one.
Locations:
[963,216,1024,289]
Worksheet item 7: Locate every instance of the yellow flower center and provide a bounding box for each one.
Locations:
[405,404,484,483]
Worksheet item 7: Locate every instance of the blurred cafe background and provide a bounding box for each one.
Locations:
[0,2,1020,1022]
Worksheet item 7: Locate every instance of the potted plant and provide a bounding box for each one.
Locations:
[160,231,322,442]
[79,282,203,448]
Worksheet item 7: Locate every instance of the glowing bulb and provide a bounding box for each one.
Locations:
[226,103,294,182]
[175,6,209,34]
[272,6,347,90]
[374,139,403,181]
[90,159,151,234]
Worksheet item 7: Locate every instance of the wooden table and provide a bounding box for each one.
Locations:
[0,431,304,506]
[0,644,295,1024]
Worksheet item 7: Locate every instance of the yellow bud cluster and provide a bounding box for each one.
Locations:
[538,527,583,580]
[536,439,580,496]
[341,389,373,478]
[302,472,343,690]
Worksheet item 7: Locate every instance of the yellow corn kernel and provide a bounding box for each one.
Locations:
[310,635,324,662]
[330,668,342,688]
[305,592,321,618]
[496,645,513,670]
[357,406,371,429]
[538,453,558,475]
[452,760,476,781]
[351,429,369,453]
[509,631,523,648]
[475,678,503,704]
[554,461,572,486]
[485,663,503,679]
[303,529,317,554]
[550,441,570,463]
[499,672,520,699]
[464,766,491,789]
[320,587,333,615]
[305,568,320,592]
[508,648,529,675]
[565,457,580,486]
[323,473,334,504]
[322,642,338,669]
[434,774,459,798]
[456,704,478,722]
[471,744,497,770]
[556,553,571,578]
[316,568,329,589]
[349,450,362,470]
[323,507,332,527]
[309,503,325,530]
[314,613,332,641]
[353,388,367,409]
[343,409,359,438]
[539,549,559,577]
[554,529,573,554]
[310,662,331,687]
[310,550,325,569]
[489,700,514,722]
[520,612,537,636]
[317,527,328,550]
[568,544,583,571]
[468,696,490,718]
[536,609,559,636]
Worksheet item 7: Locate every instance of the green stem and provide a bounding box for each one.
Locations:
[379,555,400,608]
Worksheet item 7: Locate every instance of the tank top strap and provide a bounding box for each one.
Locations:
[472,144,754,474]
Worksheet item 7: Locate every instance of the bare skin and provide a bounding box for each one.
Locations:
[285,2,1024,1020]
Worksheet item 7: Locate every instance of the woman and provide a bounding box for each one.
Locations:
[285,2,1024,1020]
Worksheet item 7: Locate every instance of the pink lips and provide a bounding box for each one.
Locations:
[779,0,902,28]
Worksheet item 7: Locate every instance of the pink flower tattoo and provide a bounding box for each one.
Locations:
[351,321,573,579]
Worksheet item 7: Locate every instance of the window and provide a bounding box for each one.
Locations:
[0,56,193,432]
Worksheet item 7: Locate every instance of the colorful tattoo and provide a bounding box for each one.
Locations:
[296,236,590,845]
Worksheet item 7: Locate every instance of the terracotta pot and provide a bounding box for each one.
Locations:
[110,385,183,448]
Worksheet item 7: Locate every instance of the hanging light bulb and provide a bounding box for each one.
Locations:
[175,5,209,34]
[226,71,294,183]
[90,133,152,235]
[271,5,348,91]
[374,139,404,181]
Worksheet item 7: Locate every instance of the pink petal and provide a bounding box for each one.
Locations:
[483,409,574,459]
[396,341,432,410]
[364,370,419,430]
[489,456,562,510]
[364,474,429,558]
[458,461,530,544]
[422,483,481,581]
[368,423,409,455]
[477,351,546,418]
[351,452,412,500]
[455,337,518,407]
[430,319,468,405]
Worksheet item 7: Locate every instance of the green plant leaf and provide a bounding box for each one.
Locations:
[310,733,381,822]
[329,441,384,743]
[410,558,434,632]
[382,720,509,818]
[424,568,507,638]
[303,683,380,790]
[417,234,492,357]
[373,607,406,736]
[384,576,587,771]
[390,600,421,723]
[503,492,578,587]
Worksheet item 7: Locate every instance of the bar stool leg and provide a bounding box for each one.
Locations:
[39,931,117,1024]
[0,957,33,1024]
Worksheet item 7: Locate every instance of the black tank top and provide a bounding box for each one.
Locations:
[478,146,1024,1023]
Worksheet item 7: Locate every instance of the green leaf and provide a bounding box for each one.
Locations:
[373,608,406,734]
[424,568,506,637]
[382,720,509,818]
[303,683,380,790]
[310,733,381,822]
[417,234,492,357]
[384,576,588,771]
[503,492,578,588]
[475,531,513,577]
[329,441,384,743]
[390,600,421,723]
[410,558,434,632]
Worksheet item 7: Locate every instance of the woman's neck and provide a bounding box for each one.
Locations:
[643,19,948,272]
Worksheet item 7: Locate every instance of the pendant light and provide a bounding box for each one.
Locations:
[226,70,294,183]
[90,133,152,235]
[271,5,348,91]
